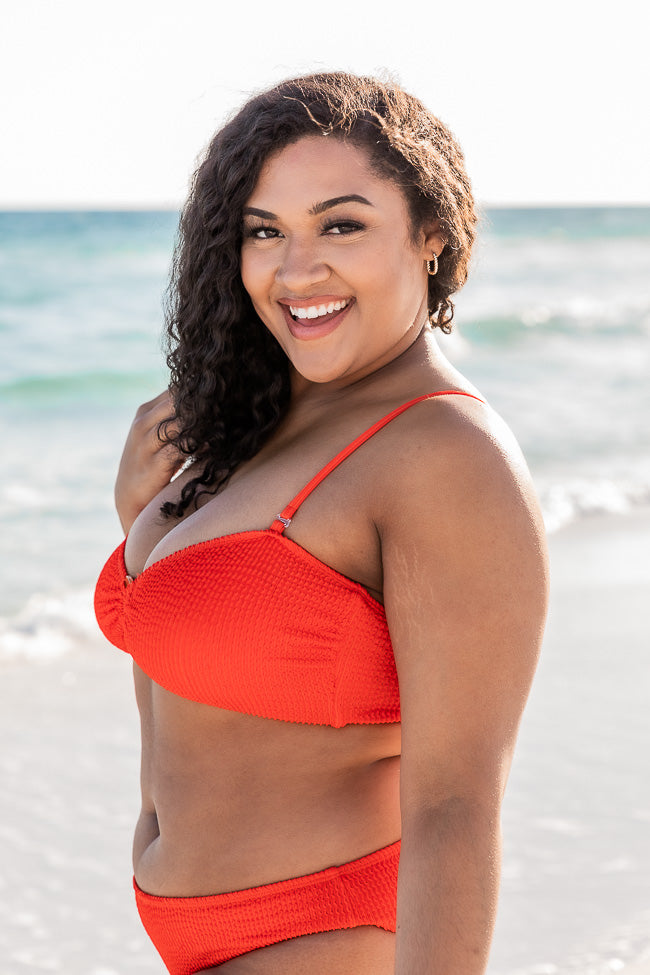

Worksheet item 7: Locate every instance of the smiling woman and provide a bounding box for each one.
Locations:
[94,72,548,975]
[240,137,444,383]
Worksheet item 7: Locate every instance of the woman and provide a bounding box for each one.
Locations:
[95,72,548,975]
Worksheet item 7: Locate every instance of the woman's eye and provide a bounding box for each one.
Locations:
[245,225,281,239]
[324,221,363,235]
[244,221,362,239]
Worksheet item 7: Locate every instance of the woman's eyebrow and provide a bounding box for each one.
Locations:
[242,195,374,220]
[243,207,276,219]
[310,194,373,215]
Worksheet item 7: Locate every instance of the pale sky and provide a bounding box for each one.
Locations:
[2,0,648,207]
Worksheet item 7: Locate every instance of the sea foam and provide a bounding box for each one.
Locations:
[0,589,101,660]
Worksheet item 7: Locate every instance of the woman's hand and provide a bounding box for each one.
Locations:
[115,391,185,534]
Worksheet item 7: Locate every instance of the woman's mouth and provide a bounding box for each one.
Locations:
[280,298,353,340]
[289,299,349,320]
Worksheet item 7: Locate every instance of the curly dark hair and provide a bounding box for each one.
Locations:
[161,71,477,518]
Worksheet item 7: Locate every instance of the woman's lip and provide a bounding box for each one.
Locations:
[279,298,354,340]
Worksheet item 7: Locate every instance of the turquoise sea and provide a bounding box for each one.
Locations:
[1,208,649,974]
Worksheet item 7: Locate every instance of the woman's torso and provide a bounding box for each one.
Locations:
[116,345,483,897]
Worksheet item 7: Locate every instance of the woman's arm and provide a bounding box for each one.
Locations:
[379,402,549,975]
[114,390,184,534]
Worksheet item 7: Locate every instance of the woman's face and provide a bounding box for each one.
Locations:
[240,135,443,387]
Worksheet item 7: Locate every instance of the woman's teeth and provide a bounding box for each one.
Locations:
[289,299,349,320]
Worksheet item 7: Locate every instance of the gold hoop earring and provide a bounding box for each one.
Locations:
[427,254,438,276]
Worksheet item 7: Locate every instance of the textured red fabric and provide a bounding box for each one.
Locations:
[94,392,484,725]
[95,529,398,725]
[133,841,400,975]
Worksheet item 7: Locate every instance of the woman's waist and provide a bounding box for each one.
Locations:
[140,707,402,813]
[134,757,401,897]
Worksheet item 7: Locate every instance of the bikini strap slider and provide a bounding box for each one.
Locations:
[275,515,292,529]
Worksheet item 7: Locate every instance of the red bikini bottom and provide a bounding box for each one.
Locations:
[133,840,400,974]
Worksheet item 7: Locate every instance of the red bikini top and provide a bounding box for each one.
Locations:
[94,391,483,727]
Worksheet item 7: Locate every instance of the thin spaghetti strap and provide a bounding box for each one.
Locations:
[269,390,485,534]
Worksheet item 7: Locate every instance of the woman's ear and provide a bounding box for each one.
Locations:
[420,219,447,261]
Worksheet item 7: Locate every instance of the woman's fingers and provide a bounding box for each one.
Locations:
[115,391,186,534]
[133,390,178,439]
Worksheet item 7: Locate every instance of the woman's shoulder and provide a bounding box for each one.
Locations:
[370,385,544,548]
[371,383,501,471]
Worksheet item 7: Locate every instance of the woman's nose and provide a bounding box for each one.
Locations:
[274,237,330,291]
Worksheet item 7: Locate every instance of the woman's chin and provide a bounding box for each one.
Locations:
[289,358,353,386]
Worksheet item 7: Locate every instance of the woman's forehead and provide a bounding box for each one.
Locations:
[245,136,402,214]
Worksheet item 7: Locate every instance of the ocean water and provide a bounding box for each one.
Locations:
[1,208,649,973]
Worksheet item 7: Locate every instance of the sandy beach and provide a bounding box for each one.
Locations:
[1,508,649,975]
